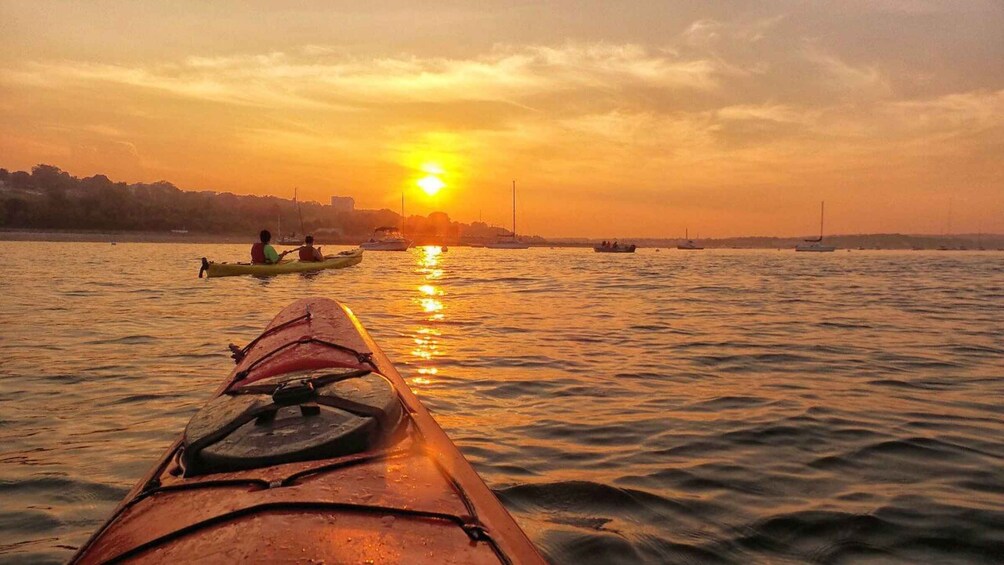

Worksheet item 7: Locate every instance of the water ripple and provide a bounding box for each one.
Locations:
[1,245,1002,563]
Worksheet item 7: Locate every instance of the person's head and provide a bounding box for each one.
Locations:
[305,235,314,245]
[259,230,271,243]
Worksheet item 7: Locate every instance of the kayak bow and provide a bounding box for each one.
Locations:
[72,298,544,564]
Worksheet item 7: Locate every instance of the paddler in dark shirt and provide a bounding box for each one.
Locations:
[297,235,324,262]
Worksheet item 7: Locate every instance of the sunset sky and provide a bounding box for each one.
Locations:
[1,1,1001,237]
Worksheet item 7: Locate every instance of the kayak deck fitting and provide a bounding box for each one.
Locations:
[200,248,364,278]
[72,298,544,564]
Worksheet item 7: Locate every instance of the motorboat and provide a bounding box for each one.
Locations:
[360,227,412,251]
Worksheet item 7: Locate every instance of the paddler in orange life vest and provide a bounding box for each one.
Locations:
[297,235,324,262]
[250,229,292,264]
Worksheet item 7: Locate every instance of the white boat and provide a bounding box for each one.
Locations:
[360,227,412,251]
[487,180,530,249]
[274,193,304,246]
[796,201,836,252]
[486,237,530,249]
[276,233,302,246]
[677,229,703,250]
[795,241,836,252]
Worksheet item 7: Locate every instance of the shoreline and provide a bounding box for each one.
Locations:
[2,229,1001,251]
[0,229,249,244]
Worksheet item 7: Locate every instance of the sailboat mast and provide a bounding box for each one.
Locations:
[295,187,304,235]
[512,180,516,237]
[820,201,825,239]
[401,192,405,231]
[947,198,953,236]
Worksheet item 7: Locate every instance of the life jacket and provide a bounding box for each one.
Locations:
[298,246,316,261]
[251,242,267,264]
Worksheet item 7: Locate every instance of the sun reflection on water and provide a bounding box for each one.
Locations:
[410,246,446,387]
[420,298,443,313]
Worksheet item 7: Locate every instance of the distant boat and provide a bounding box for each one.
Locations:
[795,202,836,252]
[276,188,305,245]
[594,243,636,253]
[359,189,414,251]
[360,227,411,251]
[274,211,301,246]
[795,241,836,252]
[486,180,530,249]
[276,233,302,246]
[486,237,530,249]
[677,228,703,250]
[170,228,189,234]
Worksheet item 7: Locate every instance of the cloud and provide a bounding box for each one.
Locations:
[800,47,892,99]
[885,89,1004,131]
[682,16,786,47]
[716,104,811,124]
[0,43,733,113]
[836,0,958,15]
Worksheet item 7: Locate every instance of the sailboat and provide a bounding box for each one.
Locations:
[677,228,703,250]
[277,188,304,246]
[486,180,530,249]
[795,201,836,252]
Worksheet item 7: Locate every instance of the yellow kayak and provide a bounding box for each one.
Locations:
[200,249,363,278]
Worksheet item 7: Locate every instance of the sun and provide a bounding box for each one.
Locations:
[417,175,445,196]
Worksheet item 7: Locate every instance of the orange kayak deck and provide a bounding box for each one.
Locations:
[72,298,545,564]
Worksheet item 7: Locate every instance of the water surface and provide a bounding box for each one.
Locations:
[1,243,1002,563]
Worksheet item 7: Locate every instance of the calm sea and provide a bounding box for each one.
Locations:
[1,243,1002,564]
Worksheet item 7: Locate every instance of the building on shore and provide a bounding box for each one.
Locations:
[330,196,355,212]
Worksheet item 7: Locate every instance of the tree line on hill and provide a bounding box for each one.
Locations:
[0,164,526,244]
[6,164,990,249]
